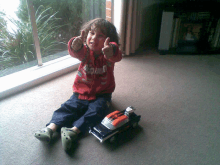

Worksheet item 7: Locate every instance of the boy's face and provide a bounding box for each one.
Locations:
[86,26,106,54]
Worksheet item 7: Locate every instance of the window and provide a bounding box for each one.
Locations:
[0,0,38,77]
[0,0,106,78]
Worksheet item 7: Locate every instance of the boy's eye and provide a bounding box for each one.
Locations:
[89,31,105,38]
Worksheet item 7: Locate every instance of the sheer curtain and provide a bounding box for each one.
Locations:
[119,0,142,55]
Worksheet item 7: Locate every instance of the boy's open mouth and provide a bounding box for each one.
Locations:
[89,42,96,46]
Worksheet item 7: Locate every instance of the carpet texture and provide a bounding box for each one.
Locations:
[0,52,220,165]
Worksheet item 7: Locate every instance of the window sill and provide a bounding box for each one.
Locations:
[0,55,80,100]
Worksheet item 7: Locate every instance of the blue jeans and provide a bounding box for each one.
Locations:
[47,93,112,133]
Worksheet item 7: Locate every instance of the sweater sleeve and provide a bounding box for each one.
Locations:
[68,37,87,61]
[104,42,122,63]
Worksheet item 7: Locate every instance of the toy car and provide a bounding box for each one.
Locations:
[89,106,141,143]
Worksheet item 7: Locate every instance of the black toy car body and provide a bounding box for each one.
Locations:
[89,106,141,143]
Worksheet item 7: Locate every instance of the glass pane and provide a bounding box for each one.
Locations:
[31,0,106,63]
[82,0,106,23]
[0,0,106,77]
[0,0,37,77]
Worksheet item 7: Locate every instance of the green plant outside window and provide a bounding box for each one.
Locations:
[0,0,105,77]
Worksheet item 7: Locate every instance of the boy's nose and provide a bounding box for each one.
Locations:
[92,35,98,40]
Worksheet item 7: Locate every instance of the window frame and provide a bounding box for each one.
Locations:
[0,0,108,99]
[0,0,81,99]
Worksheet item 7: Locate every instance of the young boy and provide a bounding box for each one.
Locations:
[35,18,122,151]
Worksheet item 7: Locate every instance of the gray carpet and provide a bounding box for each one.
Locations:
[1,52,220,165]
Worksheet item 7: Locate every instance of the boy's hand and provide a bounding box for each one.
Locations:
[71,30,85,51]
[102,37,113,59]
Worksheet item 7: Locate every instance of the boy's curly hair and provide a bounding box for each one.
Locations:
[81,18,119,45]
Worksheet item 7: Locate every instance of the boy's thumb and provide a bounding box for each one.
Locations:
[104,37,110,46]
[81,30,85,42]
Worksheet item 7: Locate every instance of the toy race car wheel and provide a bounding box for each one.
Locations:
[109,135,117,143]
[132,122,138,128]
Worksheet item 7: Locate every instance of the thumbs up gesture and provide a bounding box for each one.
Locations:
[102,37,113,59]
[71,30,85,51]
